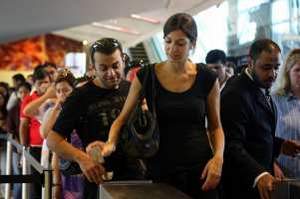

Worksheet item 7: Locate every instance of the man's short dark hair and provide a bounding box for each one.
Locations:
[17,82,32,92]
[90,38,123,64]
[43,62,57,69]
[12,73,26,83]
[249,39,281,62]
[33,65,50,82]
[205,49,226,64]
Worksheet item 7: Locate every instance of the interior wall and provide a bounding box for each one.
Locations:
[0,70,32,86]
[0,34,83,71]
[0,34,83,86]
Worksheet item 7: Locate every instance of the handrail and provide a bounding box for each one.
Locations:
[23,148,44,174]
[0,134,44,174]
[0,133,52,199]
[8,137,23,152]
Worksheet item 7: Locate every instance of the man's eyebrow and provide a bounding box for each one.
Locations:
[112,61,120,65]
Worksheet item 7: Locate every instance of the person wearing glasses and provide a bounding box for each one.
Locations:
[47,38,141,199]
[101,13,225,199]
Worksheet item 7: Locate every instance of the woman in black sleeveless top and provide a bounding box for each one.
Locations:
[103,13,225,199]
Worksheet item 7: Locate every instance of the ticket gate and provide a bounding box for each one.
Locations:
[271,179,300,199]
[99,181,192,199]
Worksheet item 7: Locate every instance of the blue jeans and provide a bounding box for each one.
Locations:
[12,151,22,199]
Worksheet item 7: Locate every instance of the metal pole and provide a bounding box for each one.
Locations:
[4,135,12,199]
[43,169,52,199]
[22,146,28,199]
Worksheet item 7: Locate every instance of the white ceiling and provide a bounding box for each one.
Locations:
[0,0,224,47]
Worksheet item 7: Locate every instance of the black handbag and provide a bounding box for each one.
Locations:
[120,64,160,158]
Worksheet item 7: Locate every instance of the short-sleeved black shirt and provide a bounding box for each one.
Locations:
[137,64,217,176]
[53,80,129,147]
[53,80,131,176]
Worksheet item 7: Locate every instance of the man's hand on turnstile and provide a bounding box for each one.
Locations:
[257,173,278,199]
[86,140,116,157]
[78,152,106,185]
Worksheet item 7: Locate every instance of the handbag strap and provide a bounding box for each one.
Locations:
[149,64,157,120]
[139,64,156,117]
[139,65,149,100]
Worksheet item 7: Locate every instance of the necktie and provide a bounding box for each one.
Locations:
[265,89,272,109]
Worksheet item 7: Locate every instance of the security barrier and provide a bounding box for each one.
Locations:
[271,178,300,199]
[99,181,192,199]
[0,134,52,199]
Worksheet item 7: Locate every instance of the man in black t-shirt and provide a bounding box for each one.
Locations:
[47,38,132,198]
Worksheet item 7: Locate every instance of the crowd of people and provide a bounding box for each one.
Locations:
[0,12,300,199]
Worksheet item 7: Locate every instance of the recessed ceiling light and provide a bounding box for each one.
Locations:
[82,40,88,45]
[130,14,160,24]
[92,22,140,35]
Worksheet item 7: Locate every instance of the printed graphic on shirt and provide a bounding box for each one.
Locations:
[84,95,127,138]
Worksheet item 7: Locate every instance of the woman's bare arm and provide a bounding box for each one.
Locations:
[40,102,61,139]
[107,77,142,146]
[24,85,56,117]
[207,80,225,157]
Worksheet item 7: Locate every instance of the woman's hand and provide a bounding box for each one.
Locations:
[86,140,116,157]
[273,162,285,180]
[281,140,300,157]
[201,154,223,191]
[44,84,57,99]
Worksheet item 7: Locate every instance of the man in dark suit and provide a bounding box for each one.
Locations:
[221,39,300,199]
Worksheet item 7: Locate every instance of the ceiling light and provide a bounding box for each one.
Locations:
[130,14,160,24]
[82,40,88,45]
[92,22,140,35]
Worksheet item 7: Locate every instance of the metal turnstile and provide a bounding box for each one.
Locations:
[99,181,192,199]
[271,179,300,199]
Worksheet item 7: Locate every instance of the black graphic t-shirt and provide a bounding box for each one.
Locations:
[53,80,132,178]
[53,80,144,198]
[53,80,129,147]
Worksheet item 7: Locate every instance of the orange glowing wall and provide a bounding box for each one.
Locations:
[0,34,83,71]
